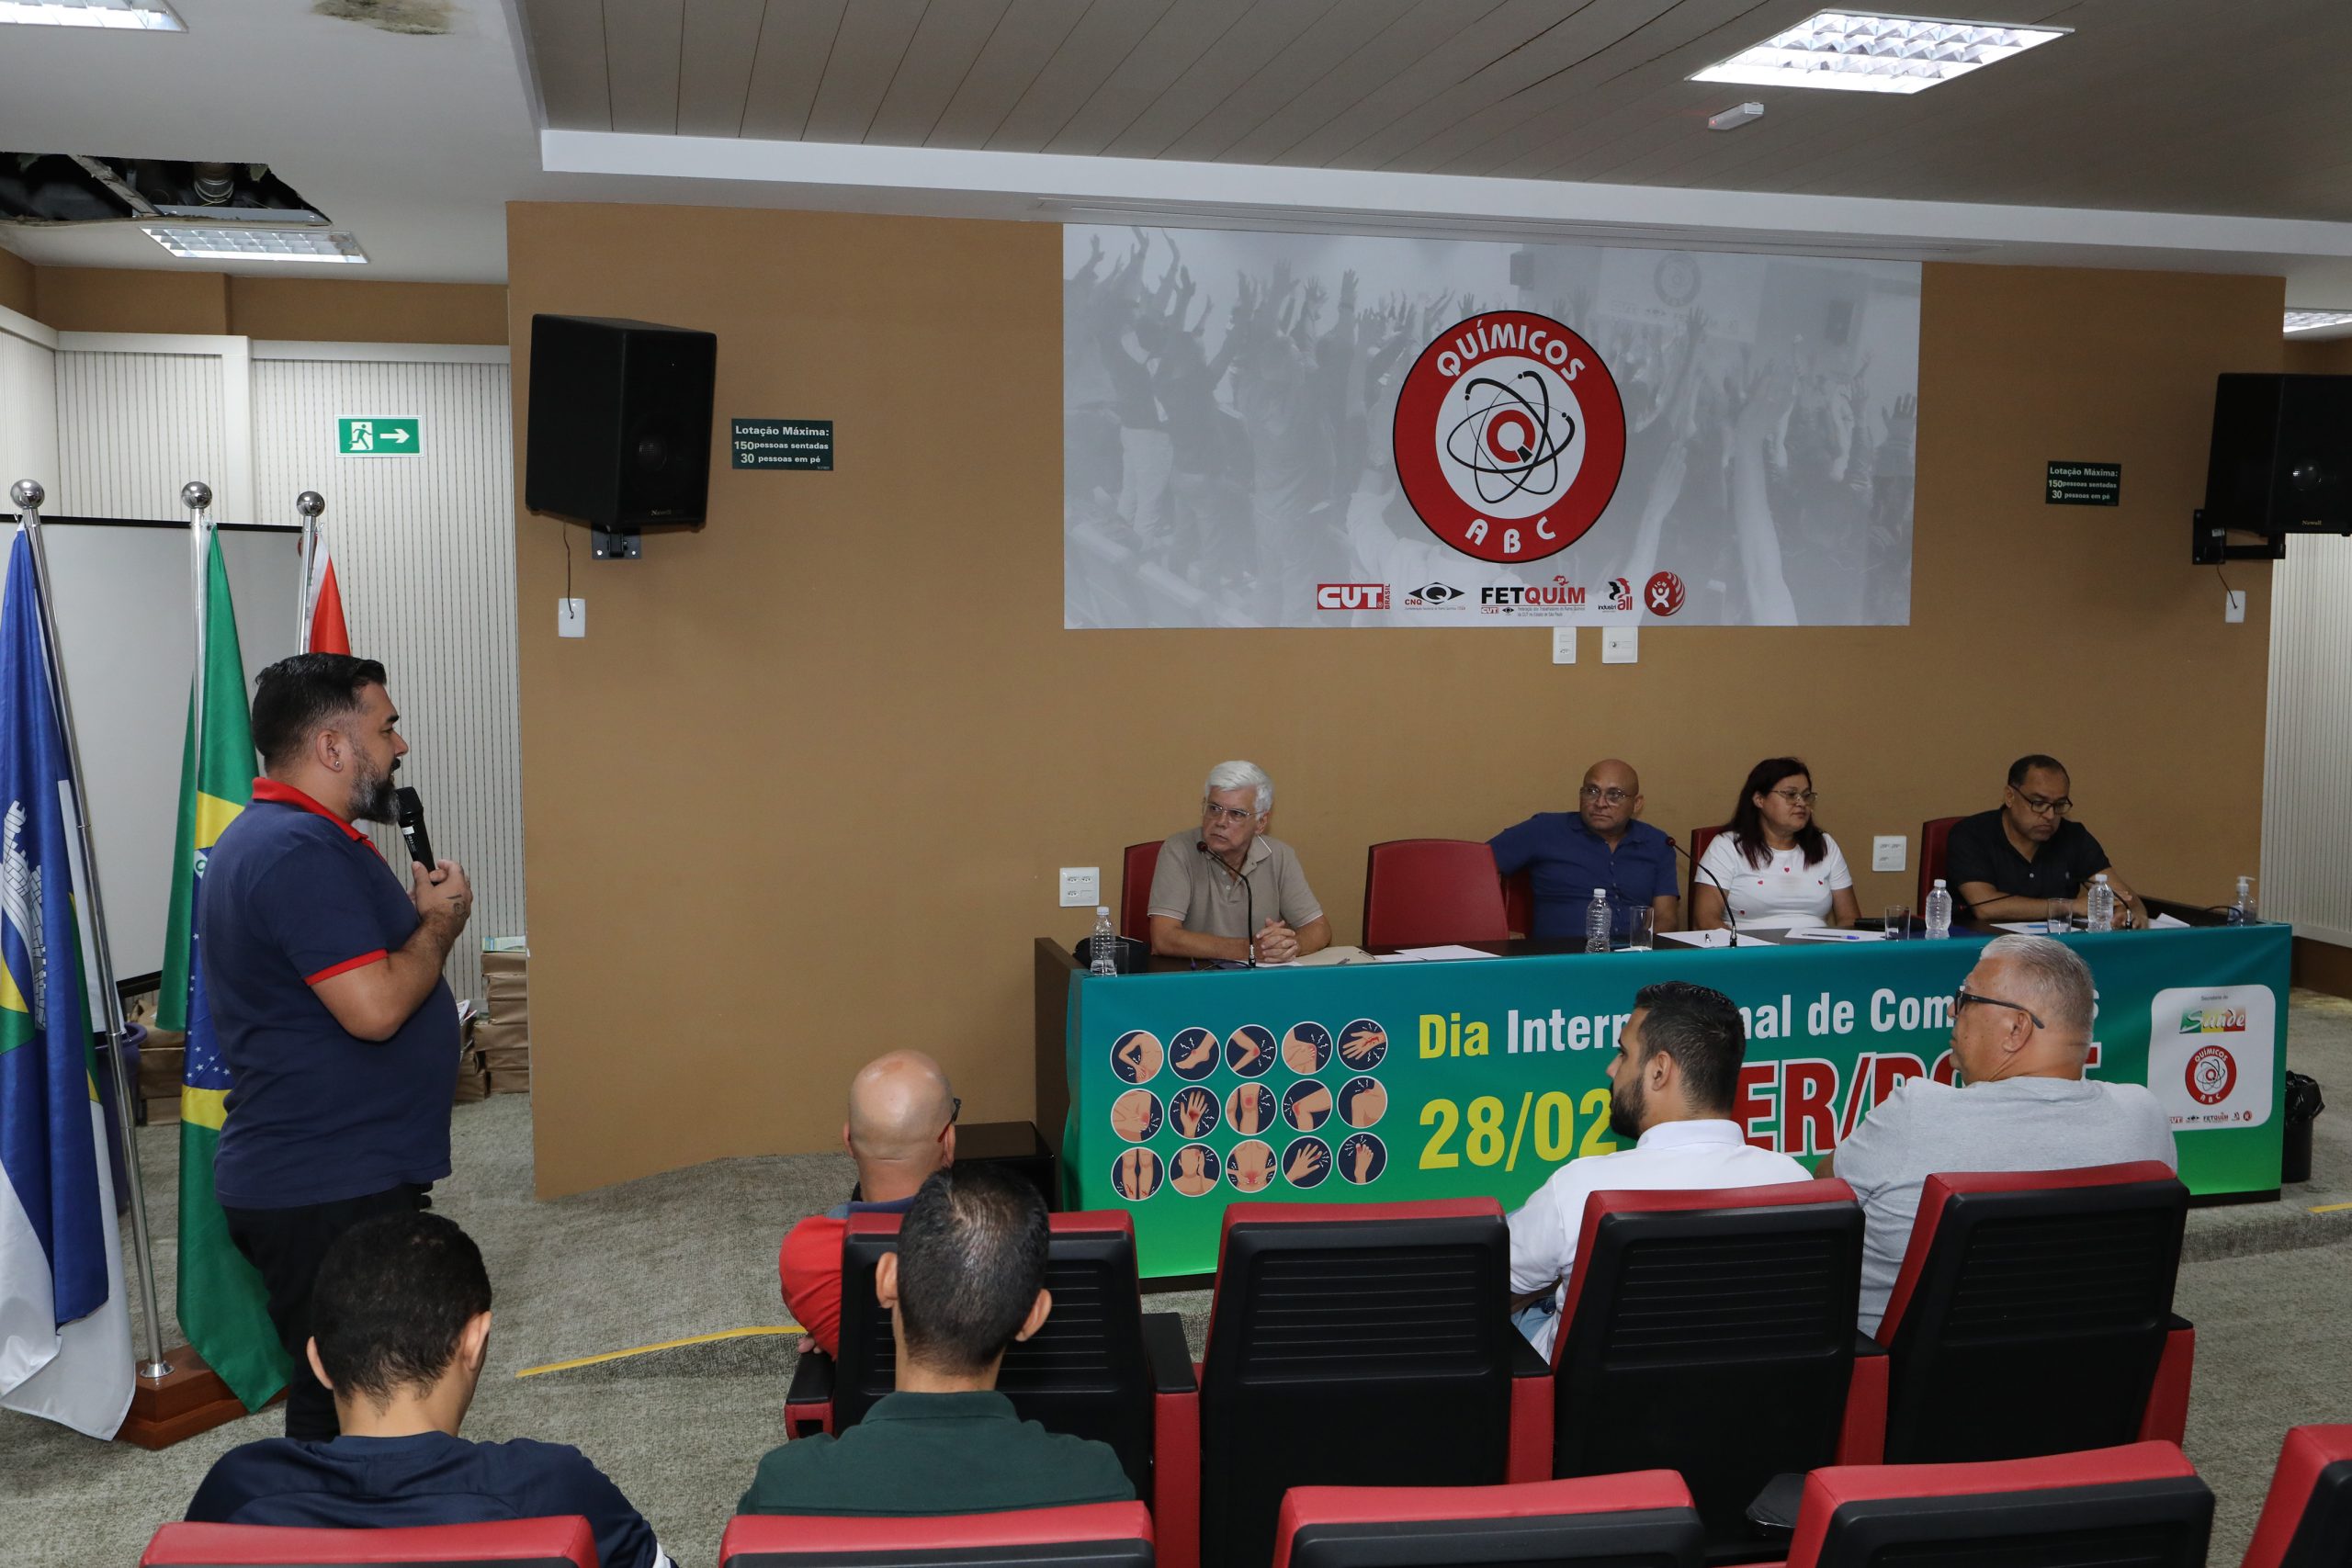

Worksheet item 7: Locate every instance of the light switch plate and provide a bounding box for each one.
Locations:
[1058,866,1101,908]
[2224,589,2245,624]
[1872,835,1907,873]
[1601,627,1639,663]
[557,598,585,637]
[1551,626,1577,664]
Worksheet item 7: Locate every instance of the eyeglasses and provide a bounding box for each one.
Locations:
[1202,801,1257,826]
[939,1096,963,1140]
[1579,784,1633,806]
[2012,790,2072,818]
[1954,988,2045,1030]
[1770,789,1820,805]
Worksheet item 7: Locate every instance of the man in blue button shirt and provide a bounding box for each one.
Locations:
[187,1212,671,1568]
[1490,759,1681,940]
[201,653,473,1438]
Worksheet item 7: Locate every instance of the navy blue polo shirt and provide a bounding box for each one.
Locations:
[187,1431,663,1568]
[199,779,458,1210]
[1489,813,1679,940]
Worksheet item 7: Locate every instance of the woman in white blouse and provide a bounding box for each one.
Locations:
[1691,758,1861,931]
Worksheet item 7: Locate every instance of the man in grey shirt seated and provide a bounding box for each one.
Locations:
[1147,760,1330,964]
[1822,933,2176,1337]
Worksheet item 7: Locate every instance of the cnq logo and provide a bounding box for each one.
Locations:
[1316,584,1390,610]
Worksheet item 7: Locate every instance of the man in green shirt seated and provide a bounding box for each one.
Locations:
[738,1166,1135,1517]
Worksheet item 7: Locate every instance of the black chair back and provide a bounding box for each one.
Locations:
[1552,1195,1864,1551]
[1200,1210,1517,1568]
[1883,1175,2186,1464]
[1806,1476,2212,1568]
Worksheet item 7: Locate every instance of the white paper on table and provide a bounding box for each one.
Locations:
[1995,920,2074,934]
[2150,913,2194,930]
[1781,928,1888,942]
[1388,943,1499,962]
[1656,929,1768,948]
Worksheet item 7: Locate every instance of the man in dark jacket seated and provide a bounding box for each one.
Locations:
[186,1212,670,1568]
[739,1165,1134,1517]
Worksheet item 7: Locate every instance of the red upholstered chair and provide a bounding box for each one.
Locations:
[1121,840,1162,942]
[141,1517,597,1567]
[781,1210,1198,1568]
[2243,1425,2352,1568]
[1363,839,1510,948]
[1271,1473,1707,1568]
[1782,1442,2212,1568]
[1916,816,1963,912]
[1198,1200,1554,1568]
[1683,826,1724,907]
[1545,1183,1883,1557]
[1873,1162,2192,1464]
[720,1502,1154,1568]
[1502,869,1533,937]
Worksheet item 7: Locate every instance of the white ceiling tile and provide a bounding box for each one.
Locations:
[804,0,930,144]
[865,0,1016,145]
[677,0,771,137]
[523,0,613,132]
[923,0,1093,147]
[605,0,687,135]
[1042,0,1259,155]
[739,0,852,140]
[986,0,1180,152]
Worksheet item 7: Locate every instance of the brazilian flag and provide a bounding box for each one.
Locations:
[157,534,288,1410]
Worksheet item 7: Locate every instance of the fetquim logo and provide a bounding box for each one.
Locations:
[1391,311,1625,565]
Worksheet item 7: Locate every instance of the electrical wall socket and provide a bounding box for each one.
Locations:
[556,598,585,637]
[1058,866,1101,908]
[1872,835,1907,873]
[1601,627,1639,663]
[1551,626,1577,664]
[2225,589,2245,624]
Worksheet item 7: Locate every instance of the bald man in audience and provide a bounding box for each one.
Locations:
[780,1051,959,1357]
[1821,934,2176,1337]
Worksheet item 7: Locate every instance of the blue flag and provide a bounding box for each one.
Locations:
[0,525,131,1438]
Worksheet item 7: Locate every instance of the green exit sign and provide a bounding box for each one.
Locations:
[338,417,420,457]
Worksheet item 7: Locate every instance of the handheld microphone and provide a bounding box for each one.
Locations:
[1199,840,1257,965]
[395,786,437,874]
[1666,835,1739,936]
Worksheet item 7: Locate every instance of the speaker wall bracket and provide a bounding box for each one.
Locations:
[591,526,641,561]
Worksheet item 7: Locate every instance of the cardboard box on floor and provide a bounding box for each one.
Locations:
[475,947,530,1094]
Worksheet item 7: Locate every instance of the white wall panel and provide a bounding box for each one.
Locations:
[0,307,59,502]
[250,352,525,1005]
[2261,536,2352,947]
[55,346,233,521]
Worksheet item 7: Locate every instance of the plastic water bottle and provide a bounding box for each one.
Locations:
[2086,874,2116,933]
[1089,906,1118,976]
[1924,879,1953,940]
[2227,876,2257,925]
[1584,887,1611,953]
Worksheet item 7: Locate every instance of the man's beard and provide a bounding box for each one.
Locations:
[350,753,397,823]
[1607,1072,1646,1142]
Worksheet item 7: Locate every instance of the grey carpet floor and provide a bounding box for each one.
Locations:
[7,991,2349,1568]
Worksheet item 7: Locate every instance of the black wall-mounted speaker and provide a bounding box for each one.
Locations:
[2201,373,2352,536]
[525,314,717,530]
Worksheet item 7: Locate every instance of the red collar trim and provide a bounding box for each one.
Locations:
[251,778,369,842]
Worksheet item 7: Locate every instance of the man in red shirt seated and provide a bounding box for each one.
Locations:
[781,1050,958,1356]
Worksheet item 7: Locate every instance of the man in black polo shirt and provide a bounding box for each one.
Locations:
[1945,754,2143,928]
[201,653,473,1438]
[738,1166,1134,1517]
[187,1213,671,1568]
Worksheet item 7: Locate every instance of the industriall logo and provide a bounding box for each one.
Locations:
[1391,310,1626,566]
[1604,578,1634,612]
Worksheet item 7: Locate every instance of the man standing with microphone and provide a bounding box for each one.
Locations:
[200,653,472,1439]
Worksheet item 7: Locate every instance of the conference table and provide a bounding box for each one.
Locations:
[1033,918,2290,1279]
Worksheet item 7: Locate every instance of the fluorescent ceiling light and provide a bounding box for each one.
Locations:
[142,226,368,264]
[2284,310,2352,334]
[0,0,184,28]
[1691,10,2068,95]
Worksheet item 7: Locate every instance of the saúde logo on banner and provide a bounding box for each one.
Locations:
[2148,984,2275,1129]
[1391,310,1626,565]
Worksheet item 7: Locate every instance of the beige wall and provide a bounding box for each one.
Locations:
[15,264,506,344]
[0,245,31,319]
[2285,337,2352,375]
[506,201,2283,1198]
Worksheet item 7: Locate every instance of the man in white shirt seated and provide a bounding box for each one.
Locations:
[1820,933,2176,1337]
[1507,981,1808,1359]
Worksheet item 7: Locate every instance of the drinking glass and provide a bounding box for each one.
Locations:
[1883,905,1910,940]
[1620,908,1656,952]
[2047,899,2072,934]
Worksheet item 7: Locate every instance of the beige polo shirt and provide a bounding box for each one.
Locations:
[1146,830,1323,940]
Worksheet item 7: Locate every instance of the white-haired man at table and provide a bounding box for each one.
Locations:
[1147,760,1330,964]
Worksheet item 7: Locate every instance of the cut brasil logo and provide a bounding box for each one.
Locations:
[1392,311,1626,565]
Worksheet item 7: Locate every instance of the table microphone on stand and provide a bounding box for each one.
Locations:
[1668,836,1739,941]
[1199,840,1256,966]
